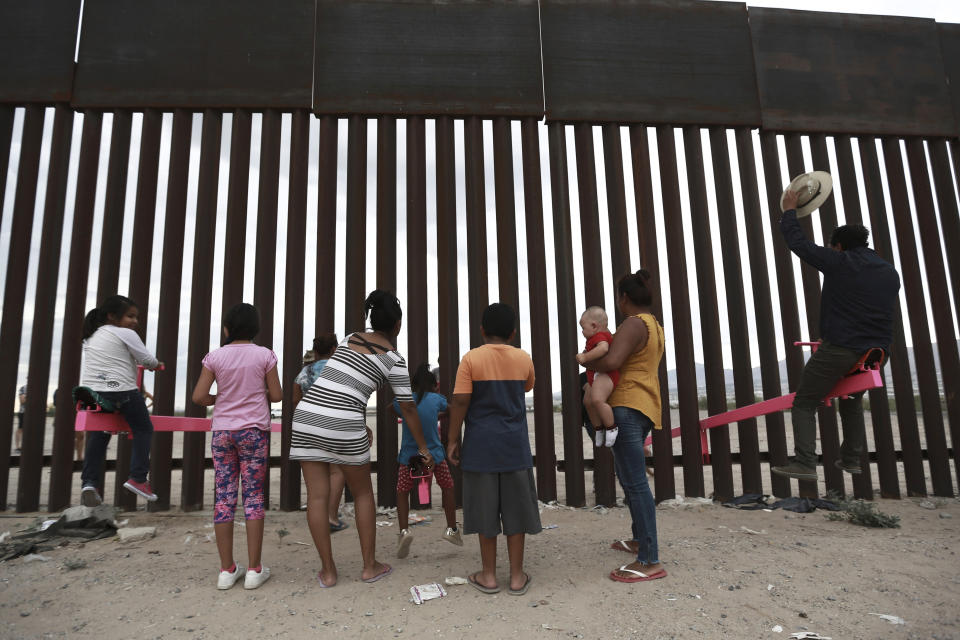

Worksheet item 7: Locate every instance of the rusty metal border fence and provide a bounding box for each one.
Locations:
[1,1,959,513]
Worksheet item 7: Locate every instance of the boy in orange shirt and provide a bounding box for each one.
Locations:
[446,303,540,596]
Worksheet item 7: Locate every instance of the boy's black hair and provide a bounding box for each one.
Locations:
[617,269,653,307]
[312,333,338,358]
[481,302,515,340]
[829,224,870,250]
[82,295,137,341]
[364,290,403,332]
[223,303,260,343]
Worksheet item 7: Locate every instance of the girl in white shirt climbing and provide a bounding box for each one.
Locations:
[79,295,162,507]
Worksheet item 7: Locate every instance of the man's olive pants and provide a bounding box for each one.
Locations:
[791,342,871,469]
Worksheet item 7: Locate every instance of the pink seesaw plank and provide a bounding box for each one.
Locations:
[643,368,883,449]
[75,411,281,434]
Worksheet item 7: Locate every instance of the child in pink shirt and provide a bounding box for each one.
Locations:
[192,303,282,591]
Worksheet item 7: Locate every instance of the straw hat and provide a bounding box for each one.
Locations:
[780,171,833,217]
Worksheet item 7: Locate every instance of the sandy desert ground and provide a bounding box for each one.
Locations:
[2,411,958,639]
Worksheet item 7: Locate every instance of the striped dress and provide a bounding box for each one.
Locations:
[290,333,412,464]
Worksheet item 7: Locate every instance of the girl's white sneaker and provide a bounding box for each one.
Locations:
[217,564,245,590]
[244,566,271,590]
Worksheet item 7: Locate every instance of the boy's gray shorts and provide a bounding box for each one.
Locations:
[461,468,542,538]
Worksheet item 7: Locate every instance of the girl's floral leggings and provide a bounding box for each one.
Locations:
[212,428,268,523]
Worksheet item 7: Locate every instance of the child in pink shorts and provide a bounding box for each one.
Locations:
[192,303,282,591]
[392,364,461,559]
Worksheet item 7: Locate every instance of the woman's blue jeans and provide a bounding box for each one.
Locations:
[611,406,659,564]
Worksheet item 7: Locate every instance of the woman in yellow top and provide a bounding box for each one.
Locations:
[585,269,666,583]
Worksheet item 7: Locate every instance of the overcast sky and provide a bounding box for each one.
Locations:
[1,0,959,409]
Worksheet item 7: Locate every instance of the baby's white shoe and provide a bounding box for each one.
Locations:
[604,426,619,448]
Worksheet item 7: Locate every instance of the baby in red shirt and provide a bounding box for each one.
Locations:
[576,306,620,447]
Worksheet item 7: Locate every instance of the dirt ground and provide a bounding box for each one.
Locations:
[0,492,957,640]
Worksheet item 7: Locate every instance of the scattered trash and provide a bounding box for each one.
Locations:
[767,584,774,591]
[22,553,50,563]
[408,513,432,526]
[539,500,576,511]
[410,582,447,605]
[869,613,905,625]
[116,519,129,527]
[291,541,310,546]
[1,505,119,562]
[666,597,678,601]
[444,577,468,586]
[0,532,9,543]
[588,505,609,515]
[917,500,937,510]
[789,633,831,639]
[939,513,952,519]
[376,521,394,527]
[183,535,193,545]
[659,495,714,509]
[723,494,774,510]
[772,625,783,633]
[775,497,841,513]
[116,527,157,543]
[542,524,559,530]
[740,526,766,535]
[723,494,840,513]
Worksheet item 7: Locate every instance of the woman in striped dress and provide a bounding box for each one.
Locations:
[292,290,435,587]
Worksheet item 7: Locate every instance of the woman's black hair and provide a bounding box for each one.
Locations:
[410,362,437,405]
[313,333,338,358]
[364,290,402,332]
[223,303,260,344]
[82,295,137,341]
[617,269,653,307]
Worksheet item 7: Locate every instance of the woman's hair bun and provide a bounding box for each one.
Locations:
[617,269,654,307]
[364,289,402,332]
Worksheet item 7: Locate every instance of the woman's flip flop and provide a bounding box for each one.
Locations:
[317,572,336,588]
[609,565,667,583]
[610,540,636,554]
[362,565,393,583]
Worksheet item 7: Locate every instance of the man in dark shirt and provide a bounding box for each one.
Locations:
[772,189,901,481]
